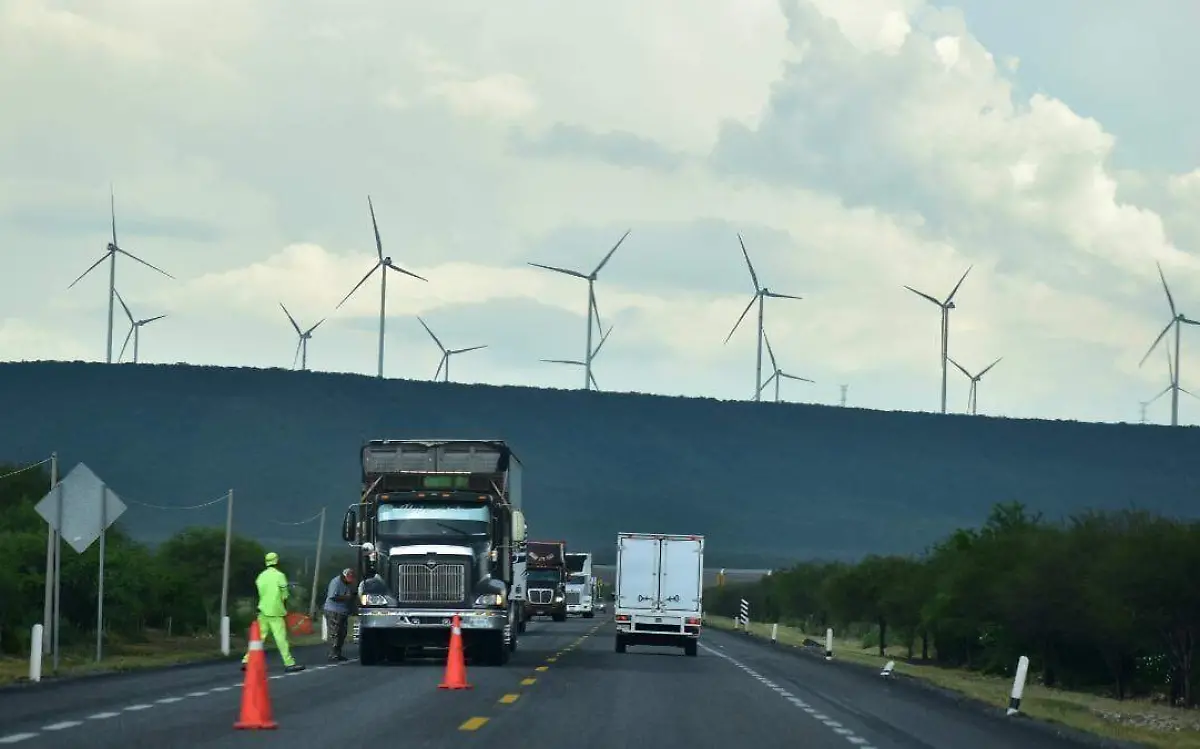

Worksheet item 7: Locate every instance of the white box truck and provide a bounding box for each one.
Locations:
[565,551,595,618]
[613,532,704,657]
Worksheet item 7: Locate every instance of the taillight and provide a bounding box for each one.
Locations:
[616,614,630,622]
[686,617,700,625]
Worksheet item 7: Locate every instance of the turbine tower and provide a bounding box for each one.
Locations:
[114,289,165,364]
[1138,261,1199,426]
[758,332,814,403]
[904,266,971,414]
[543,324,613,391]
[724,234,802,401]
[280,303,324,371]
[417,317,487,383]
[69,187,174,363]
[528,229,630,391]
[947,355,1001,415]
[335,196,428,379]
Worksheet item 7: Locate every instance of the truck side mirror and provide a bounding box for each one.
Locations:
[341,507,357,543]
[512,509,527,543]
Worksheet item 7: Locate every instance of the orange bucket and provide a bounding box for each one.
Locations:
[285,612,314,636]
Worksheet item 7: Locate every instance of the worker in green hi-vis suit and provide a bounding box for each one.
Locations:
[242,551,306,673]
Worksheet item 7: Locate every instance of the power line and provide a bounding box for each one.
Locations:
[125,492,230,511]
[0,457,52,482]
[269,510,324,526]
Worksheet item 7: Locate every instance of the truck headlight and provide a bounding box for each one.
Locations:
[474,592,506,607]
[360,593,389,607]
[553,594,563,603]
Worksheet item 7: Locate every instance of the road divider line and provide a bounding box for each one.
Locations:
[41,722,80,731]
[521,678,536,685]
[701,642,878,749]
[88,712,119,720]
[459,717,489,731]
[0,734,37,744]
[499,694,520,704]
[536,665,548,671]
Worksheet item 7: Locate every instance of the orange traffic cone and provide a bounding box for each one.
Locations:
[438,614,472,690]
[234,620,278,729]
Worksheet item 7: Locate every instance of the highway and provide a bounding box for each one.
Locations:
[0,617,1107,749]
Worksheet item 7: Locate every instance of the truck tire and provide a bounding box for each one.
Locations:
[583,611,595,619]
[359,631,383,666]
[552,610,567,622]
[475,632,510,666]
[615,635,627,653]
[683,639,698,657]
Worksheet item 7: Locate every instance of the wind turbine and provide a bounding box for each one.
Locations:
[280,303,324,371]
[528,229,630,391]
[416,317,487,383]
[758,332,814,403]
[68,187,174,363]
[1147,343,1198,422]
[1138,261,1200,426]
[113,289,165,364]
[335,196,428,379]
[724,234,802,401]
[543,324,613,391]
[904,266,971,414]
[947,355,1001,415]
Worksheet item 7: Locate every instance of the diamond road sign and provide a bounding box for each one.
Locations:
[35,462,127,554]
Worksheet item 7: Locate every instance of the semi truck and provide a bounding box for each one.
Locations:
[524,540,567,622]
[564,551,595,618]
[613,532,704,657]
[341,439,527,666]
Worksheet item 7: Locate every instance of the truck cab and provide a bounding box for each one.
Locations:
[564,551,595,618]
[524,540,568,622]
[342,439,525,666]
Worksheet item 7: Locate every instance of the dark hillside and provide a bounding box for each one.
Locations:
[1,361,1197,567]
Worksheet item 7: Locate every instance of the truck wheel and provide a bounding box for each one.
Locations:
[683,639,698,657]
[552,610,567,622]
[583,611,595,619]
[615,635,627,653]
[359,631,383,666]
[476,632,510,666]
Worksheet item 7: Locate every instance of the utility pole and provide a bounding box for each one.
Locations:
[839,385,848,407]
[219,489,233,655]
[309,507,326,616]
[1139,401,1148,424]
[41,453,58,656]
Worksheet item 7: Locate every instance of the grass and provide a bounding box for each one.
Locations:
[0,626,328,686]
[704,615,1200,749]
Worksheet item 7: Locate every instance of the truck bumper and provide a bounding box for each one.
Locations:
[566,604,593,614]
[615,612,700,645]
[359,608,507,631]
[525,604,564,617]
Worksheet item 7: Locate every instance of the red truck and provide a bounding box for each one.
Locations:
[523,540,568,622]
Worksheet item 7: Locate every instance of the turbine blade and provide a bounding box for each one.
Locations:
[736,233,760,291]
[1181,387,1200,401]
[1157,261,1177,318]
[450,345,487,354]
[118,326,134,362]
[114,288,134,322]
[1167,345,1175,384]
[416,316,446,352]
[764,331,778,372]
[292,338,303,370]
[589,370,600,391]
[541,359,585,366]
[904,285,942,307]
[385,262,428,282]
[764,291,802,301]
[978,356,1002,377]
[115,248,174,279]
[433,354,445,381]
[779,373,814,383]
[335,262,381,309]
[592,229,631,276]
[591,292,603,334]
[1139,320,1175,367]
[947,356,971,378]
[1150,384,1171,402]
[757,371,778,393]
[140,314,166,324]
[724,295,758,344]
[306,318,326,335]
[945,265,972,304]
[280,302,302,335]
[528,262,587,280]
[67,252,111,289]
[1180,317,1200,326]
[592,325,613,358]
[110,185,118,247]
[368,195,383,260]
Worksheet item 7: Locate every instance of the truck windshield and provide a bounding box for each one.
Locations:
[567,574,588,585]
[526,570,560,584]
[376,503,489,537]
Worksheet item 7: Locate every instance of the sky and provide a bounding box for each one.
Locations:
[2,0,1199,426]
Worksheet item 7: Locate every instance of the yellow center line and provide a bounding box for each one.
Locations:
[459,717,489,731]
[499,693,520,704]
[536,665,548,671]
[521,677,536,685]
[547,657,557,662]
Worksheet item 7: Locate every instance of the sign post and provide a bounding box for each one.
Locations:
[35,463,127,665]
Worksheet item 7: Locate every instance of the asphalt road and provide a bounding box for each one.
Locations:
[0,617,1105,749]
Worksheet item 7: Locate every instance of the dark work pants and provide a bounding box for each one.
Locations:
[324,611,348,657]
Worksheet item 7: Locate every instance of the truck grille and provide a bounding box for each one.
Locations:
[528,588,554,604]
[566,590,581,605]
[394,562,466,604]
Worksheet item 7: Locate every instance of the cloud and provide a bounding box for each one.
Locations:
[3,0,1200,426]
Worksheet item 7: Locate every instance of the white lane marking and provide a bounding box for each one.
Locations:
[0,659,351,743]
[701,643,878,749]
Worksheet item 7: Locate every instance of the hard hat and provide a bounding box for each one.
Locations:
[265,551,279,566]
[342,567,355,580]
